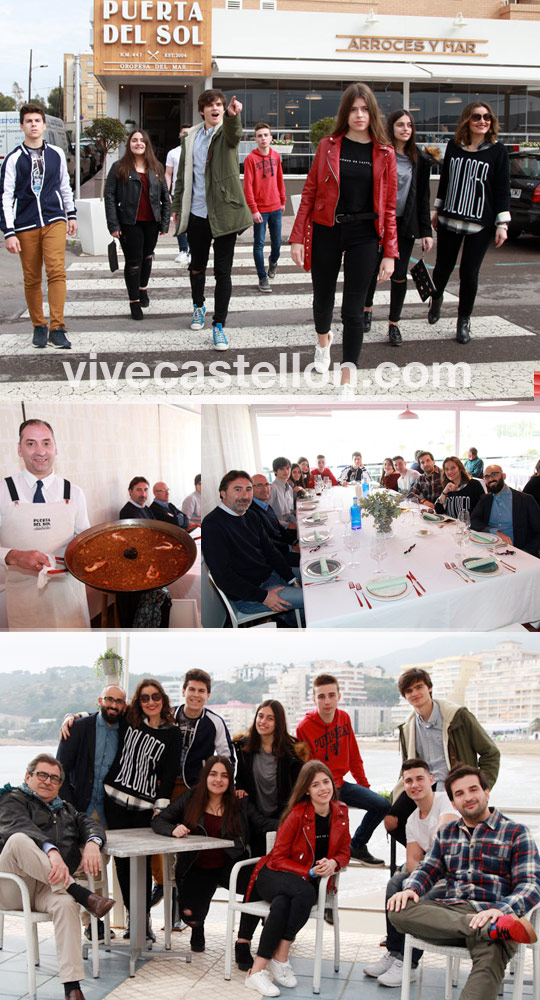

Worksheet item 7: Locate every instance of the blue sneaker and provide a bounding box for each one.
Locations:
[48,328,71,349]
[190,304,206,330]
[212,323,229,351]
[32,325,48,348]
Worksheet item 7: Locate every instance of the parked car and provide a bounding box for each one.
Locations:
[508,150,540,240]
[79,139,100,176]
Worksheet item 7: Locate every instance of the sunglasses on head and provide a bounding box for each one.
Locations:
[140,692,162,703]
[471,113,491,123]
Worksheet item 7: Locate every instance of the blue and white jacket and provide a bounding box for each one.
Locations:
[0,142,76,239]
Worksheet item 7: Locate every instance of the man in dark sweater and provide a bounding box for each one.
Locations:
[202,469,304,624]
[119,476,153,519]
[471,464,540,556]
[251,474,299,567]
[149,481,190,530]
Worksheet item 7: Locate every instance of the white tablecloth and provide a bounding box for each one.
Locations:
[299,486,540,630]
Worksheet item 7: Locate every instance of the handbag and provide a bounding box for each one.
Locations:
[410,253,435,302]
[108,239,119,273]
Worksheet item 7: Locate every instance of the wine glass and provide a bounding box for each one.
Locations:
[343,528,361,568]
[323,476,331,491]
[370,533,389,575]
[339,507,350,540]
[314,476,323,496]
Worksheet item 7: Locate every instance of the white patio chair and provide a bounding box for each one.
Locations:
[207,569,302,628]
[0,872,50,1000]
[401,901,540,1000]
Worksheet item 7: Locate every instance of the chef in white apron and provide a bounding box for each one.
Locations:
[0,419,90,630]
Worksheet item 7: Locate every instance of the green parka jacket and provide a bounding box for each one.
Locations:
[172,112,252,238]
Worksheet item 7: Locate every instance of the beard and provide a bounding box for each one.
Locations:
[487,479,505,494]
[100,706,120,724]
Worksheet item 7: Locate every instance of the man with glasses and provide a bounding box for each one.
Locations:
[57,685,127,941]
[471,464,540,556]
[0,753,114,1000]
[149,481,189,530]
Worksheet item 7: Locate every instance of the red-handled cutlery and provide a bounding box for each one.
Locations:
[406,572,422,596]
[356,583,372,609]
[408,571,425,593]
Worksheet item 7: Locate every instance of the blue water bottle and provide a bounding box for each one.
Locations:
[350,497,362,530]
[362,471,370,497]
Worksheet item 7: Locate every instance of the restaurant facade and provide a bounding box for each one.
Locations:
[91,0,540,166]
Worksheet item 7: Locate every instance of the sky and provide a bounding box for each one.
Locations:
[0,631,538,682]
[0,0,91,100]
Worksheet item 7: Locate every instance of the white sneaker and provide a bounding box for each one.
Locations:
[313,330,333,373]
[378,958,418,988]
[245,969,280,996]
[337,382,356,399]
[176,251,191,266]
[363,950,395,978]
[268,958,297,988]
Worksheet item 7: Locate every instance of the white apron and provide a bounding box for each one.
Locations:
[1,479,90,630]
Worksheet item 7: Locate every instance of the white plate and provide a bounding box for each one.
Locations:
[300,529,332,544]
[421,512,444,523]
[297,502,318,512]
[415,529,433,538]
[469,531,499,545]
[461,556,500,577]
[303,558,343,580]
[365,577,411,601]
[302,514,329,525]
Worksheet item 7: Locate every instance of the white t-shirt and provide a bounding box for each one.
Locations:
[398,469,421,491]
[166,145,182,191]
[405,791,459,852]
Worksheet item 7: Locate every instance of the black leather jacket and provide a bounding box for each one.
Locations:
[0,788,105,873]
[105,162,170,233]
[151,790,249,879]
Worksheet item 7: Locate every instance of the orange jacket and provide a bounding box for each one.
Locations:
[290,134,398,269]
[246,799,350,898]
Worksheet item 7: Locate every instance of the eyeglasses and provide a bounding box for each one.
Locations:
[140,692,163,703]
[31,771,62,785]
[103,696,125,706]
[470,113,491,123]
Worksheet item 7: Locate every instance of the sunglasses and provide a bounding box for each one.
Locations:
[31,771,62,785]
[140,692,162,703]
[470,113,491,123]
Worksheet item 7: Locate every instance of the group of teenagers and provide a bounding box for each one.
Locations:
[55,666,540,1000]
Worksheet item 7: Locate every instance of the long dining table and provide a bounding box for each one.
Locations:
[298,485,540,630]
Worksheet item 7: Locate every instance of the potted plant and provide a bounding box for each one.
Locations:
[273,138,294,155]
[76,117,127,255]
[360,492,404,536]
[94,647,124,684]
[309,117,336,150]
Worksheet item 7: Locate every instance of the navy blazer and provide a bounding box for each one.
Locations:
[471,488,540,556]
[57,712,127,813]
[149,499,189,530]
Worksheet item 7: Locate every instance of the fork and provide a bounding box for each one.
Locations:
[444,560,472,583]
[451,561,477,582]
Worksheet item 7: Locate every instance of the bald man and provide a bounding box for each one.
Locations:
[149,482,189,530]
[471,464,540,556]
[250,473,299,566]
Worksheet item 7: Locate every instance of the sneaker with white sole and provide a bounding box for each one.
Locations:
[212,323,229,351]
[268,958,297,988]
[258,276,272,292]
[190,304,206,330]
[268,260,278,279]
[48,328,71,349]
[245,969,280,996]
[313,330,333,373]
[337,382,356,399]
[176,251,191,266]
[363,951,395,978]
[378,959,418,988]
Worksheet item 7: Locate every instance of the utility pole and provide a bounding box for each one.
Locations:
[28,49,32,103]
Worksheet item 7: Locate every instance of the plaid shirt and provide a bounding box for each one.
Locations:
[408,466,443,505]
[404,807,540,916]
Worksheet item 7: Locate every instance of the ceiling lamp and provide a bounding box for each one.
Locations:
[453,11,468,25]
[397,405,419,420]
[285,99,299,109]
[305,92,323,101]
[445,93,463,104]
[365,8,379,22]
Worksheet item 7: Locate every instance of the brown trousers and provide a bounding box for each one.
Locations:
[0,832,84,984]
[18,221,67,329]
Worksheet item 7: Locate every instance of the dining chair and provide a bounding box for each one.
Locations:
[207,568,302,628]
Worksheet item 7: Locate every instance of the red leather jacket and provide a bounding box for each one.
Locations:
[246,799,350,899]
[290,134,398,269]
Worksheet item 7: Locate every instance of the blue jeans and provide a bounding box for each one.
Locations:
[177,231,189,253]
[253,209,282,279]
[338,781,390,847]
[232,569,303,626]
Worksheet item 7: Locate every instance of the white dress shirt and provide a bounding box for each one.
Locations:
[398,469,421,492]
[0,470,90,566]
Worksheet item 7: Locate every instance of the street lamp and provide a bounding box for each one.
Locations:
[28,49,48,102]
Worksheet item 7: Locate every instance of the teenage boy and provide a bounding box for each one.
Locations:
[385,667,500,847]
[297,673,389,866]
[388,765,540,1000]
[171,90,252,351]
[0,103,76,349]
[364,758,458,988]
[243,122,286,292]
[269,457,295,528]
[310,455,339,486]
[165,125,191,265]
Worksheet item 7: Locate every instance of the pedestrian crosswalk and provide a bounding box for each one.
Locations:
[1,237,537,400]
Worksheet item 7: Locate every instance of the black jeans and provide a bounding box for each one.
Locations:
[104,797,153,913]
[311,221,379,366]
[119,220,160,301]
[177,859,252,926]
[432,223,494,317]
[365,230,415,323]
[187,212,237,325]
[254,866,318,960]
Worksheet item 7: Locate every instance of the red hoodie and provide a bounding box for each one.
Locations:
[296,708,369,789]
[243,147,286,215]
